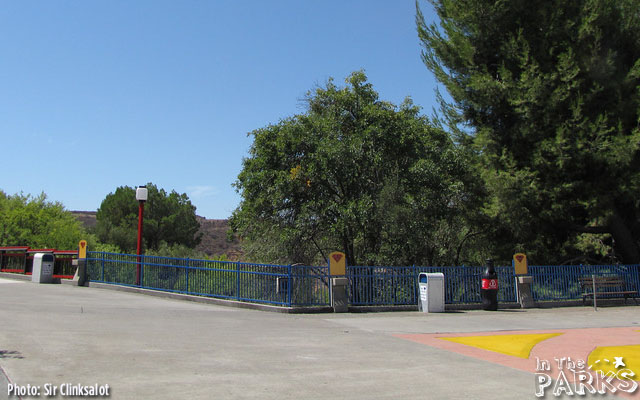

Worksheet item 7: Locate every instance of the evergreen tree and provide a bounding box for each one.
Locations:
[417,0,640,263]
[96,183,201,253]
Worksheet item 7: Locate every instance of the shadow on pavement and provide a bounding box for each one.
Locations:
[0,351,23,360]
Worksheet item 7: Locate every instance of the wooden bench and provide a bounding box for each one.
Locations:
[579,276,638,305]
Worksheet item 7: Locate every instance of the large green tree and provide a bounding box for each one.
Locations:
[0,190,85,249]
[417,0,640,264]
[232,71,482,266]
[95,183,201,253]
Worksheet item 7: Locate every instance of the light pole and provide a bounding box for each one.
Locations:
[135,185,148,286]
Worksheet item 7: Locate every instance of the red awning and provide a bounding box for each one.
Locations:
[54,250,78,256]
[0,246,29,251]
[27,249,56,254]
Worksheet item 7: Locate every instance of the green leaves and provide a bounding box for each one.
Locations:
[232,71,479,266]
[0,191,85,249]
[95,183,201,253]
[418,0,640,263]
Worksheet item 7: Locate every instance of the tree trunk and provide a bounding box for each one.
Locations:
[342,230,356,266]
[608,213,640,264]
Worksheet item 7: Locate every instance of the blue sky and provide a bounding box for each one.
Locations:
[0,1,440,219]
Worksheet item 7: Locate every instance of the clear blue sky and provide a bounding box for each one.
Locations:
[0,1,440,219]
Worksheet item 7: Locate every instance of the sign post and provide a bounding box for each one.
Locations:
[78,240,87,259]
[513,253,527,275]
[76,240,88,286]
[329,251,346,276]
[328,251,347,312]
[513,253,534,308]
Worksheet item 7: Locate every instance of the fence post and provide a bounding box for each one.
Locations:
[101,252,105,282]
[511,265,518,303]
[186,258,190,294]
[236,262,241,301]
[592,273,597,311]
[412,265,416,305]
[328,258,333,307]
[287,264,292,307]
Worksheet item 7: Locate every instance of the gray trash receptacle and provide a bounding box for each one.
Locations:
[32,253,55,284]
[418,272,445,313]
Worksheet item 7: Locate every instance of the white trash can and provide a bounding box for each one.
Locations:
[418,272,445,313]
[32,253,55,284]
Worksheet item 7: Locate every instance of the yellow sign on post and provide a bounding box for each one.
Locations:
[79,240,88,259]
[329,251,346,276]
[513,253,527,275]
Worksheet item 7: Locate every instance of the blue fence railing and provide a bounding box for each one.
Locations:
[290,265,330,306]
[529,264,640,301]
[347,265,517,306]
[85,252,640,308]
[86,252,328,307]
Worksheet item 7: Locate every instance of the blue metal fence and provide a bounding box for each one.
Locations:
[347,266,419,306]
[85,252,640,308]
[347,265,517,306]
[424,265,517,304]
[529,264,640,301]
[86,251,327,306]
[290,265,330,306]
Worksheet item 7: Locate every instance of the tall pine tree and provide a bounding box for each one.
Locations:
[418,0,640,263]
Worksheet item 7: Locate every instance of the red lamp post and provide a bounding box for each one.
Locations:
[135,186,148,286]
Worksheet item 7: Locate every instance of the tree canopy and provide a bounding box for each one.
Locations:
[95,183,201,253]
[0,190,85,250]
[232,71,482,266]
[417,0,640,264]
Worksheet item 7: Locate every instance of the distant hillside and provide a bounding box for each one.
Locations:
[71,211,98,229]
[71,211,242,260]
[194,216,242,260]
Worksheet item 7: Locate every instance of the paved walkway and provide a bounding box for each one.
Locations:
[1,277,639,399]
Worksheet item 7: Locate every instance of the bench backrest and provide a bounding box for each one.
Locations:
[579,276,625,289]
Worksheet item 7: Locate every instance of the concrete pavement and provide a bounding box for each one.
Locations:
[1,277,639,399]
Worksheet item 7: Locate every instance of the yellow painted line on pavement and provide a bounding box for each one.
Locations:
[438,333,563,359]
[588,344,640,381]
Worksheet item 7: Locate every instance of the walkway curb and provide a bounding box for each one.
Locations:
[0,273,30,281]
[86,281,333,314]
[2,272,635,313]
